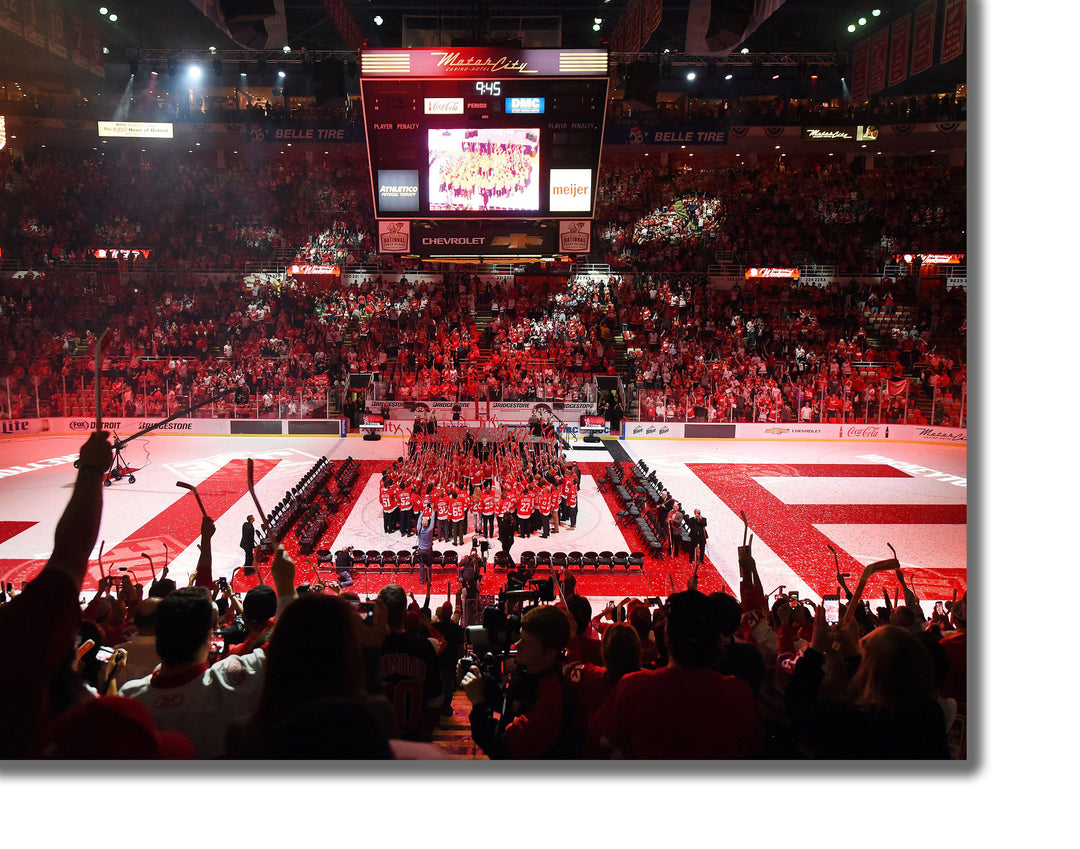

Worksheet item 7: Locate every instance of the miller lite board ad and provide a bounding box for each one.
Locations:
[360,47,608,221]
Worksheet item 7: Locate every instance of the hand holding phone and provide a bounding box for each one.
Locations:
[823,594,840,626]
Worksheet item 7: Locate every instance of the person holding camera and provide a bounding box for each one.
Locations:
[461,604,580,759]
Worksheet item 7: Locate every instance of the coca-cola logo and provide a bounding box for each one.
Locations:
[845,426,882,438]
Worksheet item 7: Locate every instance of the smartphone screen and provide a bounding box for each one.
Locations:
[95,646,115,663]
[823,595,840,626]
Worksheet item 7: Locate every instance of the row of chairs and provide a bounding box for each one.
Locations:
[258,456,333,548]
[319,547,463,576]
[610,461,666,558]
[518,549,645,572]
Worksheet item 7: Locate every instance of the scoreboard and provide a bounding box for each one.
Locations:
[360,48,608,221]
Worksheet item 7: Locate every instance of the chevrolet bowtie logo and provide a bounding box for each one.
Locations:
[491,234,544,249]
[765,427,789,434]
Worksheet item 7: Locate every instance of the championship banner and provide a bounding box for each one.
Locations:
[939,0,966,64]
[889,13,912,87]
[868,28,889,95]
[0,0,20,35]
[850,38,871,102]
[69,11,89,71]
[45,0,65,59]
[21,0,44,48]
[910,0,937,77]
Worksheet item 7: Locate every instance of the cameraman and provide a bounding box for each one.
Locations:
[461,604,579,759]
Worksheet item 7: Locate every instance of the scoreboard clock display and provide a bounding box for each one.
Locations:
[360,48,608,220]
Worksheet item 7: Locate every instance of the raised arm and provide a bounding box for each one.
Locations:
[44,431,114,590]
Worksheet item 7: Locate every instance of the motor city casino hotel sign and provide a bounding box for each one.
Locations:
[378,219,591,258]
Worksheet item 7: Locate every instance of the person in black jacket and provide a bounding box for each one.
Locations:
[240,515,256,573]
[684,509,708,567]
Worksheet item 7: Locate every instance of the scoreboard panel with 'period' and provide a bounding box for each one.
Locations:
[360,48,609,221]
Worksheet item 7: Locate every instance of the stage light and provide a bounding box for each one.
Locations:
[209,46,217,54]
[99,6,108,14]
[282,45,292,53]
[848,24,856,32]
[725,73,733,80]
[374,15,383,26]
[108,13,116,21]
[686,71,696,80]
[858,17,867,25]
[188,64,203,81]
[872,8,881,15]
[239,62,248,76]
[593,23,601,31]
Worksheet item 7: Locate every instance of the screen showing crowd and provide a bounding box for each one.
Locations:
[427,128,540,213]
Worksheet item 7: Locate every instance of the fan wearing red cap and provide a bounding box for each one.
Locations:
[39,696,194,759]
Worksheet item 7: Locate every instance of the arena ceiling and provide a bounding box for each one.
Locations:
[0,2,942,92]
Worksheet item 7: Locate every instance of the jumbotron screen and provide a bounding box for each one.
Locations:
[360,48,608,220]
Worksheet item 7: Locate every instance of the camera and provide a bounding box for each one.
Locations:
[217,576,229,591]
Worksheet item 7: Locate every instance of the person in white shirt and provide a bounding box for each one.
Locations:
[121,546,297,758]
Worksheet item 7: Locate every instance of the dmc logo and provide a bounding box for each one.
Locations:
[1,420,28,434]
[765,427,789,435]
[845,426,882,438]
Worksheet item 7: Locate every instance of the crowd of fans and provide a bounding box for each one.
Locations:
[0,430,966,759]
[0,141,964,426]
[607,90,966,127]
